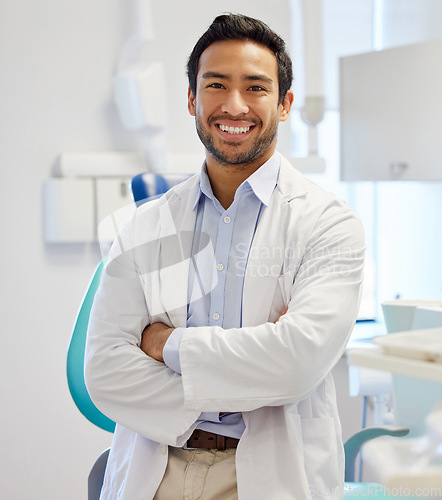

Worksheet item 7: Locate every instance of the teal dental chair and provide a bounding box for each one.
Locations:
[67,259,114,434]
[66,259,113,499]
[67,173,412,499]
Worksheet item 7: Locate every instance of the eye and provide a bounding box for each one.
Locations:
[207,83,224,89]
[249,85,266,92]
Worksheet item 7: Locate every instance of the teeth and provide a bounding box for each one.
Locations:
[219,125,251,134]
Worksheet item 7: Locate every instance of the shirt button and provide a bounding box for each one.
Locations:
[213,313,220,320]
[217,263,224,271]
[223,216,231,224]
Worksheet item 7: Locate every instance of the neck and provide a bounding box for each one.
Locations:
[205,152,274,210]
[205,163,257,209]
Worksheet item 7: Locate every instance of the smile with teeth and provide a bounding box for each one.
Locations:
[218,124,252,135]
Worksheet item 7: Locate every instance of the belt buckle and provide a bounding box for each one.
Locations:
[182,441,199,450]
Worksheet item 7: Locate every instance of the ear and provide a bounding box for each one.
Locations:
[279,90,294,122]
[188,87,196,117]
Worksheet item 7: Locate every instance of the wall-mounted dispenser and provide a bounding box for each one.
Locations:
[44,152,145,243]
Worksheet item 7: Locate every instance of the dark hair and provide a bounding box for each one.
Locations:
[187,13,293,104]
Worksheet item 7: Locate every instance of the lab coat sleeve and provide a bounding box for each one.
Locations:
[179,202,365,412]
[84,214,200,445]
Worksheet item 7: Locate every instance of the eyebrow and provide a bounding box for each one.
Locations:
[201,72,274,85]
[201,72,228,80]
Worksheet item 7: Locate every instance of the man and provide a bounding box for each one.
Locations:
[85,13,365,500]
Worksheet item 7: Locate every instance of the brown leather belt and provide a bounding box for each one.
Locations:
[184,429,239,451]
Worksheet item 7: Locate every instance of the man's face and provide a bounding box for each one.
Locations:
[188,40,293,170]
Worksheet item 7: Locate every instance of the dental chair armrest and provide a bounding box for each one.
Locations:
[344,425,409,482]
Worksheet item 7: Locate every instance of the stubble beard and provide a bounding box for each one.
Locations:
[195,114,279,169]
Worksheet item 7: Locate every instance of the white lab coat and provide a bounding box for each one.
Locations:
[85,154,365,500]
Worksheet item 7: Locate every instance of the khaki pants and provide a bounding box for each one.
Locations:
[154,447,238,500]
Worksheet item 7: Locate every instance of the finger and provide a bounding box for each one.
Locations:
[275,306,288,323]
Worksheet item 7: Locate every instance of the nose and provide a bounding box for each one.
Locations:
[221,90,249,116]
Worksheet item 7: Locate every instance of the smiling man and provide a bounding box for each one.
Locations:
[191,39,290,167]
[85,14,365,500]
[188,33,293,210]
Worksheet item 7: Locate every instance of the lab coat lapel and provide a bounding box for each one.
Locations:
[242,191,286,326]
[242,157,309,326]
[158,179,199,327]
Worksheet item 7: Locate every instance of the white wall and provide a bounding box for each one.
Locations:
[0,2,134,499]
[0,1,292,498]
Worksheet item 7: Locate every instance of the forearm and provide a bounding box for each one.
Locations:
[140,308,288,375]
[84,222,200,444]
[179,299,360,412]
[85,281,200,443]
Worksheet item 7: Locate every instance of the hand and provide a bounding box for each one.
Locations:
[275,306,288,323]
[140,322,175,363]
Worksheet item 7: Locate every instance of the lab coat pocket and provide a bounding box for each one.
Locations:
[301,417,340,499]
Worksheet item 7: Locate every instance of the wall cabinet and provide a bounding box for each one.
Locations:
[340,38,442,181]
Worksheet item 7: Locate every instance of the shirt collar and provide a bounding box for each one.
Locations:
[192,152,280,210]
[242,152,280,206]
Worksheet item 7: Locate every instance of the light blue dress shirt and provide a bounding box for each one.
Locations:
[163,153,280,439]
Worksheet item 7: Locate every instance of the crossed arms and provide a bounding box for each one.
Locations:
[141,306,288,363]
[84,197,365,444]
